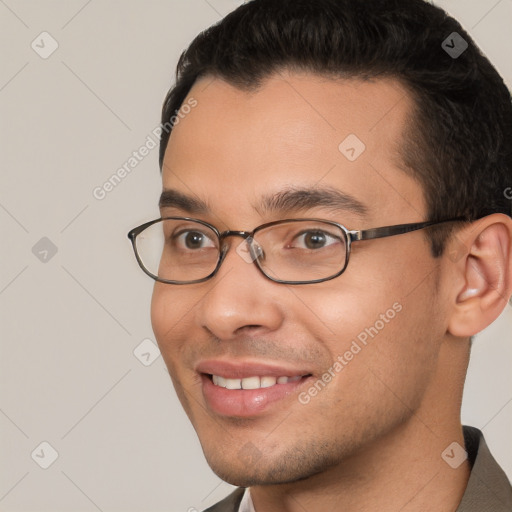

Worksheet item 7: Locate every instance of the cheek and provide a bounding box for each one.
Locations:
[150,284,192,367]
[294,279,403,345]
[150,284,171,349]
[300,260,441,395]
[151,284,202,418]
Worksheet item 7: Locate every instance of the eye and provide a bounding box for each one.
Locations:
[291,230,340,250]
[174,230,217,250]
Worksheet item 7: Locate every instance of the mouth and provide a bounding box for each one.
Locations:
[196,360,313,417]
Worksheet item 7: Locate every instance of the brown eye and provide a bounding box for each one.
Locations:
[303,231,327,249]
[174,230,216,250]
[185,232,205,249]
[290,230,339,250]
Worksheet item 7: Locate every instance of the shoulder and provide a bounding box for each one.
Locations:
[457,426,512,511]
[203,488,246,512]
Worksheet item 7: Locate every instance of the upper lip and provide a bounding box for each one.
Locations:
[196,359,312,379]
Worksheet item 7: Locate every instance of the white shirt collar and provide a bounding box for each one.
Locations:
[238,488,255,512]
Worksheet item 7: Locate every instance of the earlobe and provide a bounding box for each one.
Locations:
[448,215,512,338]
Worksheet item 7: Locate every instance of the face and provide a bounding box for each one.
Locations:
[151,72,449,486]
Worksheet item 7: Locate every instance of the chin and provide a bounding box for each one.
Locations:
[202,443,342,488]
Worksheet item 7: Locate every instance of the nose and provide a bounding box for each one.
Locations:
[195,237,284,340]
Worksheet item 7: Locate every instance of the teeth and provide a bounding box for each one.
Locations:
[211,375,303,389]
[212,375,227,387]
[260,376,277,388]
[242,376,260,390]
[225,378,242,390]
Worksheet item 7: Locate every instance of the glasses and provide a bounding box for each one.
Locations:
[127,216,464,285]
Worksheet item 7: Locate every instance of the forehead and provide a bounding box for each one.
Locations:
[162,72,425,225]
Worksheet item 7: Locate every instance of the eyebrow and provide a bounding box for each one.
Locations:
[257,186,368,217]
[159,189,209,214]
[159,186,368,217]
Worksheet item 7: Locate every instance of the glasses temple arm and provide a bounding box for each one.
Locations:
[348,218,467,242]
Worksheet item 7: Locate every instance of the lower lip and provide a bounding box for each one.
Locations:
[201,374,310,417]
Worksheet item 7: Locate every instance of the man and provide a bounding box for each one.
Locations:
[128,0,512,510]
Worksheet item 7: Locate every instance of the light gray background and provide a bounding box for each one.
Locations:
[1,1,511,511]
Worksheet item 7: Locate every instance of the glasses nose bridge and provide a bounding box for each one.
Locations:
[217,230,259,268]
[218,230,254,244]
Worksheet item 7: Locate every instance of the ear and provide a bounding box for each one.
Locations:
[447,214,512,338]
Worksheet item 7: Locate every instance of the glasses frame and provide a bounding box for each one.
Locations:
[128,216,466,285]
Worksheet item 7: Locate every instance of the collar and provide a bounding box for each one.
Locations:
[238,487,255,512]
[456,426,512,511]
